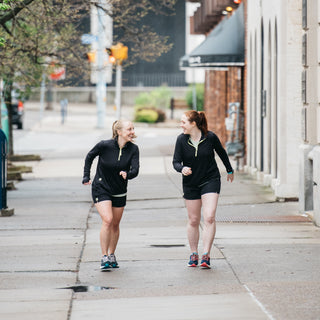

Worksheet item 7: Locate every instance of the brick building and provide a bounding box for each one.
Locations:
[182,0,244,151]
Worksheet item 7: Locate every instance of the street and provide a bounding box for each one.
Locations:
[0,103,319,320]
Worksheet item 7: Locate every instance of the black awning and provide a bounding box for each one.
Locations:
[179,54,191,70]
[180,3,244,68]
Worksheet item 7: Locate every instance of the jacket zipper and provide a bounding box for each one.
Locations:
[118,147,122,161]
[188,138,205,157]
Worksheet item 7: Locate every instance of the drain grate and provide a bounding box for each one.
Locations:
[150,244,185,248]
[61,285,116,292]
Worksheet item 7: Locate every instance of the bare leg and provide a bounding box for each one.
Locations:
[95,200,113,256]
[201,193,219,256]
[185,199,202,253]
[109,206,124,254]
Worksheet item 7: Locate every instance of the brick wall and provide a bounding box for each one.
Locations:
[204,67,243,146]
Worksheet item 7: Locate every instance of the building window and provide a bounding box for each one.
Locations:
[302,69,307,104]
[302,0,307,30]
[302,33,307,66]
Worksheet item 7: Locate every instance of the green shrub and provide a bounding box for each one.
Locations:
[186,84,204,111]
[134,107,166,123]
[134,108,159,123]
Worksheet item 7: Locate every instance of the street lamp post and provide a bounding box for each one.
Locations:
[115,63,122,120]
[96,0,107,129]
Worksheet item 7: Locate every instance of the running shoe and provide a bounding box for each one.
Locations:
[108,253,119,268]
[100,255,111,270]
[200,253,211,269]
[188,252,199,267]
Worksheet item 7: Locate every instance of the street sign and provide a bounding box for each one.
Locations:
[49,66,66,81]
[81,34,97,45]
[225,117,234,131]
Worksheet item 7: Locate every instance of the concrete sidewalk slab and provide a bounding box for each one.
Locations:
[1,105,318,320]
[70,294,270,320]
[78,259,239,293]
[215,223,320,244]
[0,289,72,320]
[0,272,76,290]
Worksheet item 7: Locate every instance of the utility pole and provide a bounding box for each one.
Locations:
[91,0,112,129]
[192,69,197,111]
[115,63,122,119]
[96,0,107,128]
[109,42,128,120]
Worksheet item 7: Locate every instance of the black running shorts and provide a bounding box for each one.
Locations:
[183,178,221,200]
[92,192,126,207]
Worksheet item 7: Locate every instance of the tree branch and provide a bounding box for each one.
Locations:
[0,0,35,26]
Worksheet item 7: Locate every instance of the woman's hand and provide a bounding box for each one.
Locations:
[227,173,234,183]
[182,166,192,176]
[83,180,92,185]
[120,171,127,179]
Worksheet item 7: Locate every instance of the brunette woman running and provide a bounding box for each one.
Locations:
[173,111,234,268]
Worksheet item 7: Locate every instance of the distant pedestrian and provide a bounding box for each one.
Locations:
[82,120,139,271]
[173,111,234,269]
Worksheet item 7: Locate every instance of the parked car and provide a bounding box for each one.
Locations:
[11,90,24,130]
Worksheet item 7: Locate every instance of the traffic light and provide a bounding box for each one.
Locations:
[111,43,128,61]
[109,55,116,64]
[106,48,116,64]
[106,43,128,65]
[85,51,96,63]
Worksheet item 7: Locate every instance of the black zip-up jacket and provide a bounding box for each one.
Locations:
[82,138,139,195]
[172,131,233,187]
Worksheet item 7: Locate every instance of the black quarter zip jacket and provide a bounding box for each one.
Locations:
[82,138,139,195]
[172,131,233,187]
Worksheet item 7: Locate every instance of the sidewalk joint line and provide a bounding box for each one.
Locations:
[67,204,92,320]
[223,251,276,320]
[243,284,277,320]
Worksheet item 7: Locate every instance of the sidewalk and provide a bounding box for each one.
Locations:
[0,104,319,320]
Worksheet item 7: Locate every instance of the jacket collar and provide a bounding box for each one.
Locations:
[113,136,130,149]
[186,131,207,141]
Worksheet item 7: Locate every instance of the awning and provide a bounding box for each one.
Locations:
[180,3,244,68]
[179,54,190,69]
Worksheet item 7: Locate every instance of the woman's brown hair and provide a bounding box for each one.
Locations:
[184,110,208,135]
